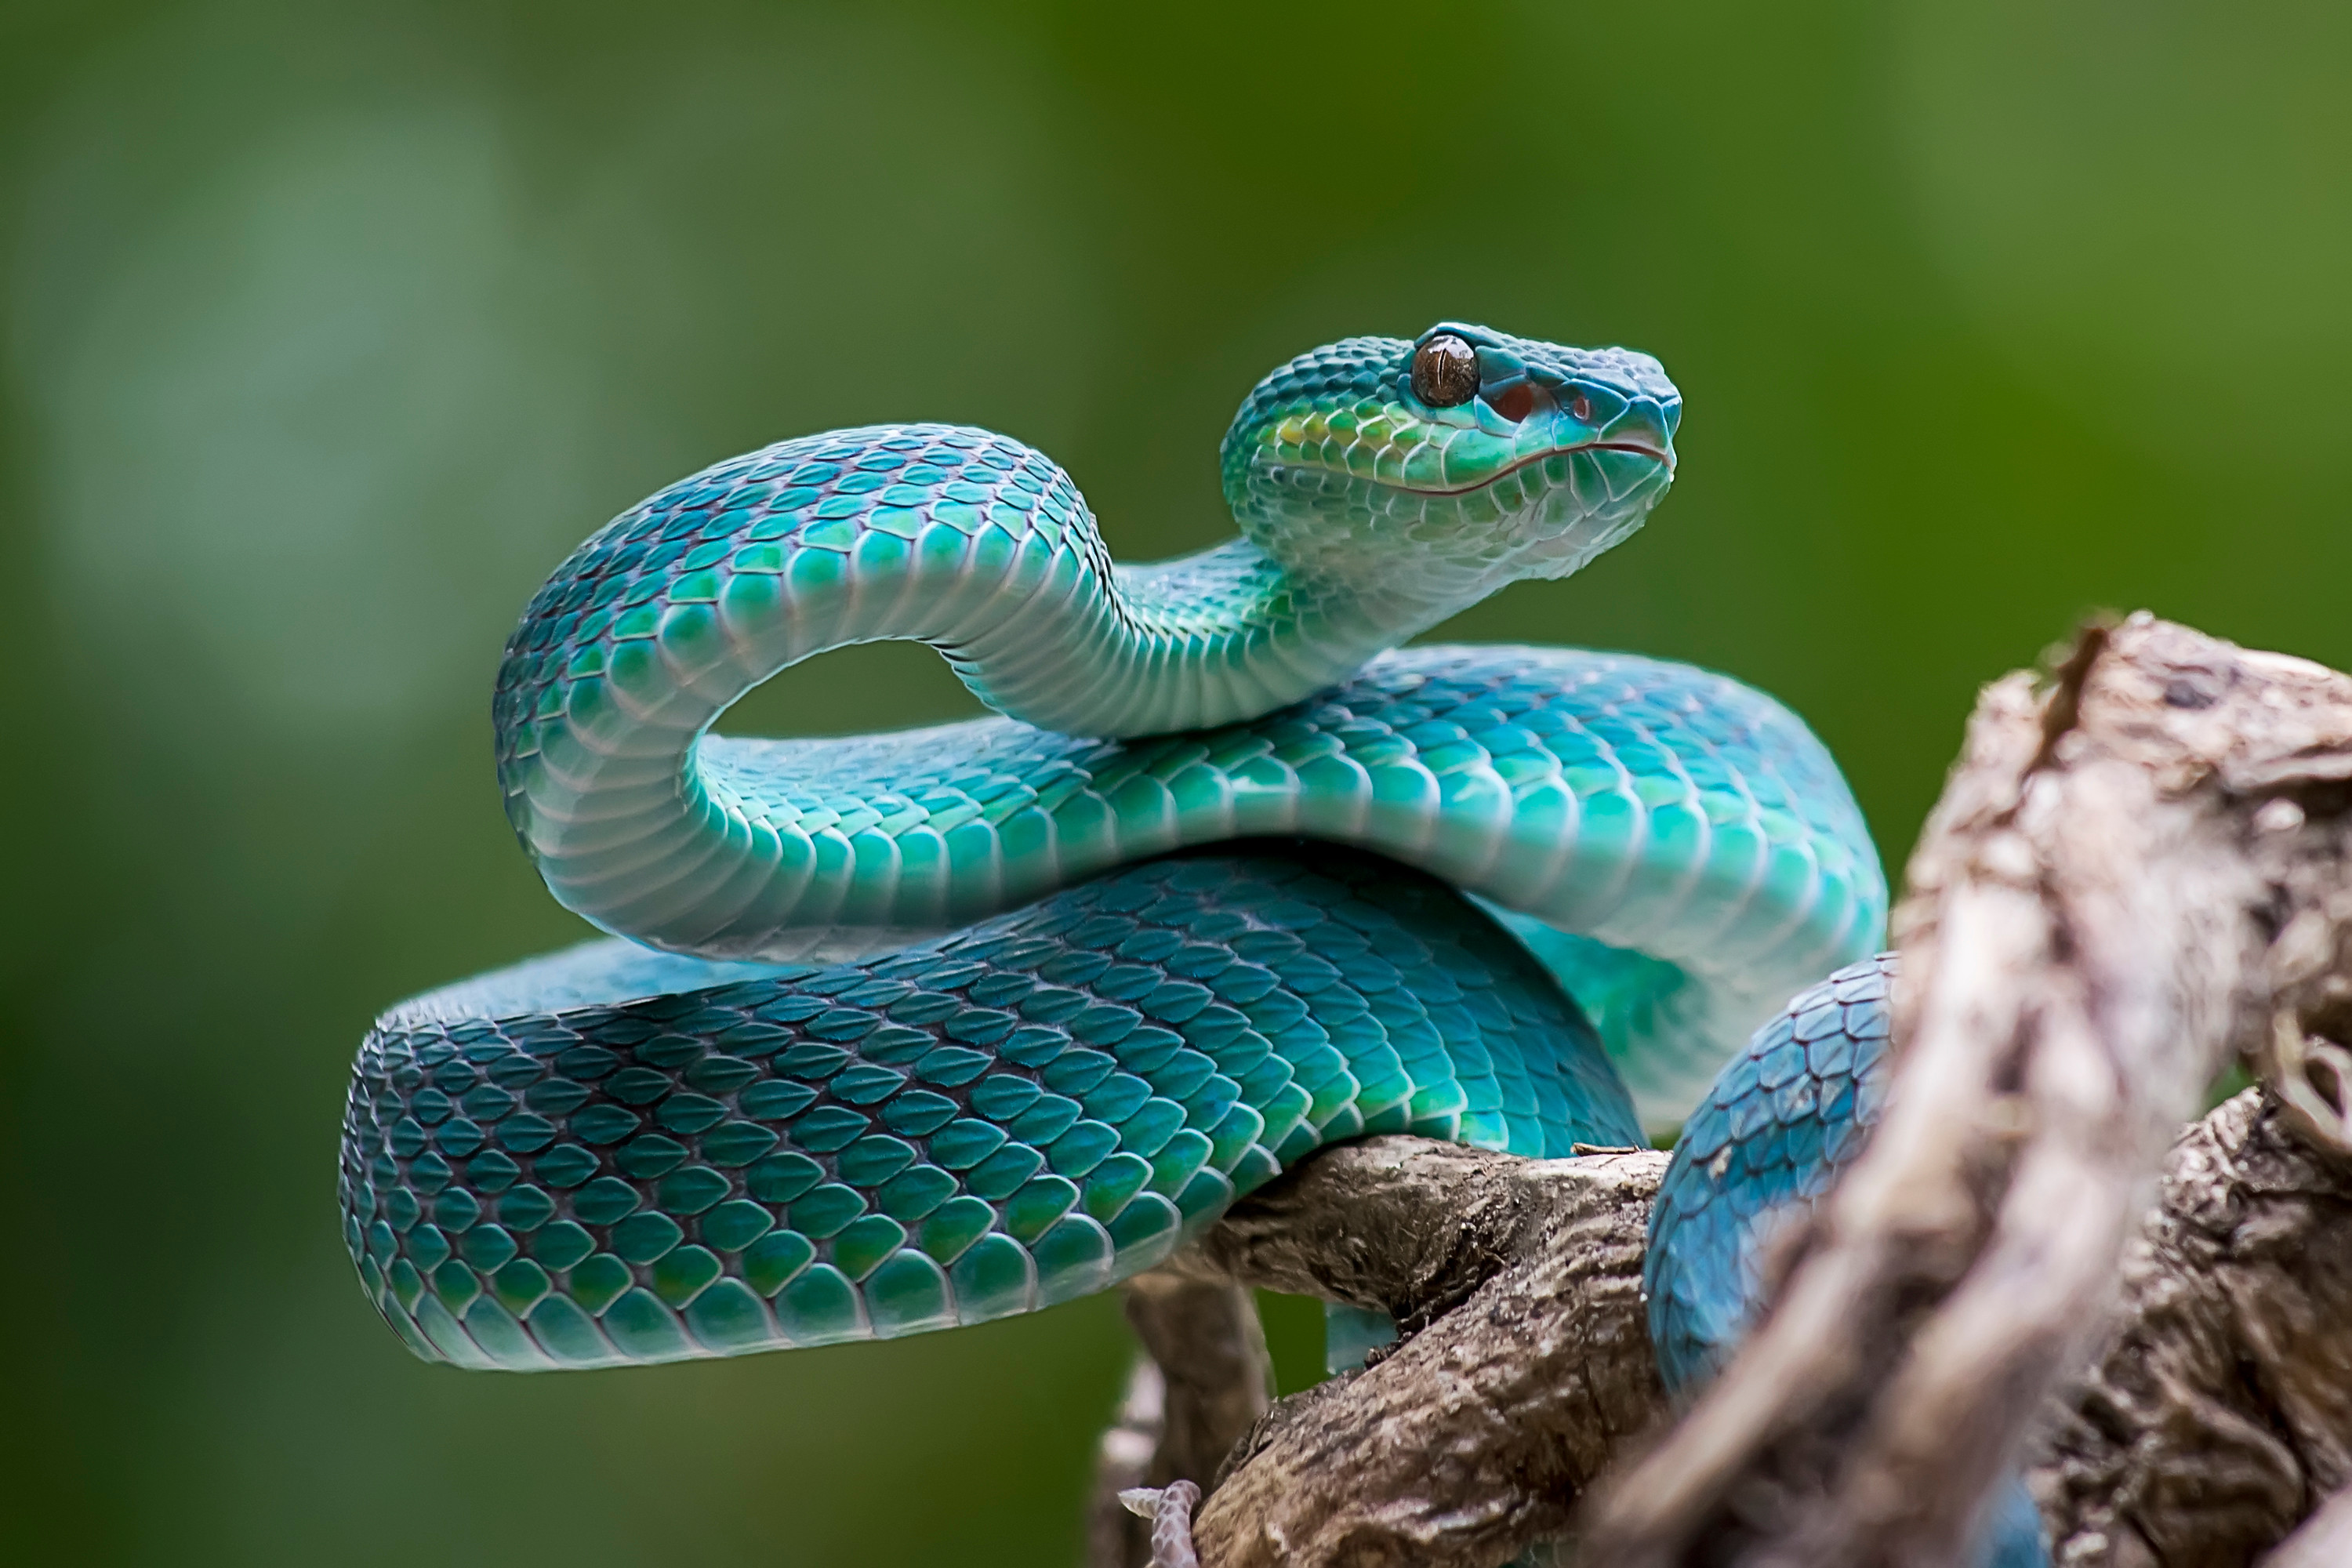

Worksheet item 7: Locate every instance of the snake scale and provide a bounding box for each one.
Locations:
[339,322,2041,1563]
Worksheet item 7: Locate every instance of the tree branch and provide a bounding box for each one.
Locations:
[2259,1484,2352,1568]
[1088,1276,1273,1568]
[1577,614,2352,1566]
[1176,1139,1668,1567]
[2037,1087,2352,1565]
[1077,615,2352,1567]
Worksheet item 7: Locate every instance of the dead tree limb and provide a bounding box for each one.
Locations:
[1578,613,2352,1566]
[1105,1088,2352,1568]
[2037,1087,2352,1566]
[1088,1277,1274,1568]
[1169,1138,1668,1567]
[2258,1483,2352,1568]
[1077,614,2352,1567]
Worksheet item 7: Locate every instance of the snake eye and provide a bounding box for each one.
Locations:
[1410,335,1479,408]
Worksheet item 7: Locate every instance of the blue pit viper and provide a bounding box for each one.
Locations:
[339,321,2044,1565]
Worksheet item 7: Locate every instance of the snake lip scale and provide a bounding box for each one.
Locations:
[332,316,2053,1563]
[1364,437,1676,498]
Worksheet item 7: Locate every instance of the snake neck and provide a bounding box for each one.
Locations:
[494,426,1442,949]
[972,537,1443,737]
[495,322,1688,961]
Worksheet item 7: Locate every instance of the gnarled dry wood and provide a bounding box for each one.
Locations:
[2258,1483,2352,1568]
[1171,1138,1669,1567]
[2038,1088,2352,1566]
[1078,615,2352,1568]
[1577,614,2352,1566]
[1100,1095,2352,1568]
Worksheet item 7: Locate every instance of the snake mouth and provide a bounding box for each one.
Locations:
[1390,439,1676,499]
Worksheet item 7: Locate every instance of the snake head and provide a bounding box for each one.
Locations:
[1220,322,1680,607]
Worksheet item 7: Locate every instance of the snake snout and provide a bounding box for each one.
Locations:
[1548,350,1680,471]
[1586,402,1678,472]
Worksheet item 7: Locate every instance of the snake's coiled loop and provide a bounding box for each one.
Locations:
[341,324,1895,1408]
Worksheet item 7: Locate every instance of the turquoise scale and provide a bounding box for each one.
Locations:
[339,313,2038,1566]
[481,325,1873,1130]
[342,848,1642,1368]
[508,642,1877,1123]
[344,321,1884,1373]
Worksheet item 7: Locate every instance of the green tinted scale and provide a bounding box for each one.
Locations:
[343,325,1900,1452]
[478,329,1884,1127]
[340,848,1649,1368]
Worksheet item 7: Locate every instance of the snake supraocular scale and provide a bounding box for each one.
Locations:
[340,323,1896,1412]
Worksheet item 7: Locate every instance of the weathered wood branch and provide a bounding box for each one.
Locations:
[2038,1087,2352,1565]
[1080,615,2352,1568]
[1092,1091,2352,1567]
[1577,614,2352,1567]
[2259,1483,2352,1568]
[1185,1142,1668,1567]
[1087,1278,1273,1568]
[1089,1139,1668,1567]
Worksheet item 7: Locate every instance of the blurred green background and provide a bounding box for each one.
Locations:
[1,1,2344,1563]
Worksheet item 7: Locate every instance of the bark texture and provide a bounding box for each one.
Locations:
[1076,615,2352,1568]
[1583,615,2352,1568]
[1089,1278,1274,1568]
[2038,1090,2352,1566]
[1177,1139,1668,1567]
[2257,1484,2352,1568]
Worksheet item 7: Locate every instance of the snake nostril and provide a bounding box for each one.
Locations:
[1567,390,1593,423]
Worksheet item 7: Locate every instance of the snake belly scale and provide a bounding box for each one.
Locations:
[340,321,1889,1381]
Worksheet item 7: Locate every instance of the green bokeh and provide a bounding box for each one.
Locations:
[2,2,2344,1563]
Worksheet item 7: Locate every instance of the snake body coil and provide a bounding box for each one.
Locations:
[343,323,1891,1403]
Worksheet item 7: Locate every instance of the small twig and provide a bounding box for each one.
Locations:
[1088,1355,1167,1568]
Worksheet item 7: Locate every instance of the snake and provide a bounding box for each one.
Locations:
[339,321,2042,1563]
